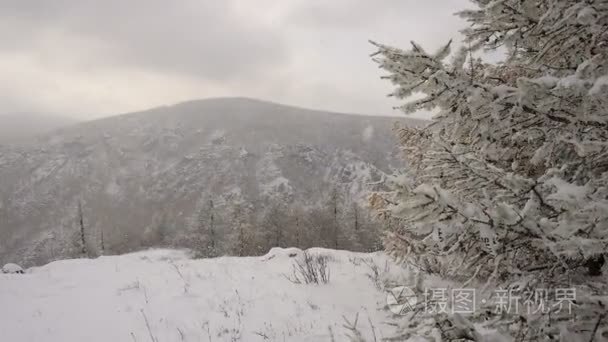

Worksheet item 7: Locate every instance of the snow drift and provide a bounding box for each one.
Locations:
[0,248,404,341]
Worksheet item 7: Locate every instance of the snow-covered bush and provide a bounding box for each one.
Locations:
[2,263,24,274]
[370,0,608,340]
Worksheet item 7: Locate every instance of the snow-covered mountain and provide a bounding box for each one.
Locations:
[0,98,425,266]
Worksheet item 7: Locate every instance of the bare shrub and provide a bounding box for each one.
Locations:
[342,312,379,342]
[361,258,391,291]
[286,251,330,284]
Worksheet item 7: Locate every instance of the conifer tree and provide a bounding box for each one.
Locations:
[77,200,87,257]
[371,1,608,339]
[194,199,218,257]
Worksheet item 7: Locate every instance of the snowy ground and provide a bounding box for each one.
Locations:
[0,248,407,341]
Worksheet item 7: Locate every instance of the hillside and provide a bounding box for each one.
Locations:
[0,98,425,266]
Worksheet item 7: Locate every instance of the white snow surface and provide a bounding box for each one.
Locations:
[0,248,401,342]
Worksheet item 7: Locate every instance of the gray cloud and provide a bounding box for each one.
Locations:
[0,0,468,119]
[0,0,287,81]
[288,0,437,29]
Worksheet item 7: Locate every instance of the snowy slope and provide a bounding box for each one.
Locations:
[0,248,404,342]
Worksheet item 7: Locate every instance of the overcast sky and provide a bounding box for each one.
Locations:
[0,0,469,120]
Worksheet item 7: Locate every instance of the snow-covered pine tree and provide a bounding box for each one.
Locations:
[261,201,288,249]
[329,187,341,249]
[192,199,218,258]
[77,200,88,257]
[227,200,259,256]
[285,205,304,248]
[371,0,608,340]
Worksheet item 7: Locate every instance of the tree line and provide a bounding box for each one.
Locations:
[20,188,385,265]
